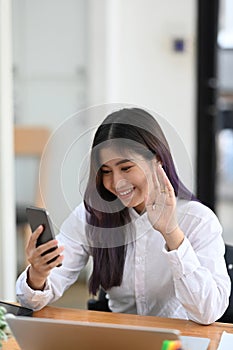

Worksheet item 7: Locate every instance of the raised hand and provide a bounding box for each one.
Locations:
[26,225,64,290]
[145,162,178,236]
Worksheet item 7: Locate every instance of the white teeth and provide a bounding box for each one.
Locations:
[118,188,133,196]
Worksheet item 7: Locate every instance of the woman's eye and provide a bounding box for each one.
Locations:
[101,169,111,174]
[121,166,133,172]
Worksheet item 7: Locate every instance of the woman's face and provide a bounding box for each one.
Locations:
[99,147,155,213]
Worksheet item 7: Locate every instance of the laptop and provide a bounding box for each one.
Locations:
[6,314,180,350]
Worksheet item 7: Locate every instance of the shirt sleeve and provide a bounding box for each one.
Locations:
[16,205,90,311]
[163,203,231,325]
[16,265,54,311]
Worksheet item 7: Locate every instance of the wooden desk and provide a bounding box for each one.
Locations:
[2,306,233,350]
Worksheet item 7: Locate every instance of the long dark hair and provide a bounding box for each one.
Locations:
[84,108,195,295]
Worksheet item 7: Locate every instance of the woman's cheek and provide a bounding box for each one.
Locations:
[103,177,112,193]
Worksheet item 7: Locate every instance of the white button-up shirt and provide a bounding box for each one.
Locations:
[16,199,231,324]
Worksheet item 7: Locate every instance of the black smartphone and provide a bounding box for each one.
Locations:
[26,206,61,266]
[0,301,33,317]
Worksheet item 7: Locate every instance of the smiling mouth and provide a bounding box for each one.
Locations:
[117,187,134,198]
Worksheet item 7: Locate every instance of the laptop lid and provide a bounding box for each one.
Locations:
[6,314,180,350]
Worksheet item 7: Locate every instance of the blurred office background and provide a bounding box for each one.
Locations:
[0,0,233,307]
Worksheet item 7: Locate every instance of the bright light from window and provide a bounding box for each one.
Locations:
[218,0,233,48]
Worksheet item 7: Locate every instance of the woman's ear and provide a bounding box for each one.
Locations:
[152,156,162,167]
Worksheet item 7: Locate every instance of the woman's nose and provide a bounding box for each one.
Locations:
[112,173,129,191]
[112,171,123,187]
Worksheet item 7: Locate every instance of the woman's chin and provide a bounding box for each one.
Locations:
[119,198,145,213]
[117,195,134,207]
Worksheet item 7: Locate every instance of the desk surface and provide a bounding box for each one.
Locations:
[2,306,233,350]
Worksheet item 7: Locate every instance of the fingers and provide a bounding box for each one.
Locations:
[27,247,64,290]
[29,241,64,264]
[37,239,59,256]
[145,161,177,235]
[150,161,160,191]
[27,225,44,250]
[145,162,162,207]
[26,224,64,271]
[149,163,167,199]
[155,164,168,190]
[27,245,64,279]
[154,163,175,196]
[39,244,64,265]
[145,161,175,209]
[33,247,64,270]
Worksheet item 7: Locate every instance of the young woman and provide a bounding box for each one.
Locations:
[16,107,230,324]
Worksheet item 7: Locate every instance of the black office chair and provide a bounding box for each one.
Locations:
[87,288,111,312]
[217,244,233,323]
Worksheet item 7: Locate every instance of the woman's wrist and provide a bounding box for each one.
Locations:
[162,226,185,251]
[26,266,46,291]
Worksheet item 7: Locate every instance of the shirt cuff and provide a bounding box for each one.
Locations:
[162,236,201,279]
[16,266,52,303]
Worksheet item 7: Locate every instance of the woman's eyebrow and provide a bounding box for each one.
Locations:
[101,159,133,167]
[115,159,133,166]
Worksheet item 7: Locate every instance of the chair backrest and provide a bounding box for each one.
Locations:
[87,288,111,312]
[217,244,233,323]
[14,126,50,208]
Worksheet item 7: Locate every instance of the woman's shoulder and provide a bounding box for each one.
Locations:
[72,201,86,220]
[177,199,221,228]
[56,202,91,251]
[59,202,87,240]
[177,199,223,247]
[178,198,215,216]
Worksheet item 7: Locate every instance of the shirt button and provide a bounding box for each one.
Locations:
[136,256,145,264]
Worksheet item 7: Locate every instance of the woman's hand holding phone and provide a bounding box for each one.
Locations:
[26,225,64,290]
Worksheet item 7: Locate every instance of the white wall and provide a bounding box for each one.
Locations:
[13,0,89,226]
[0,0,17,301]
[88,0,197,191]
[13,0,88,128]
[12,0,197,270]
[13,0,197,213]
